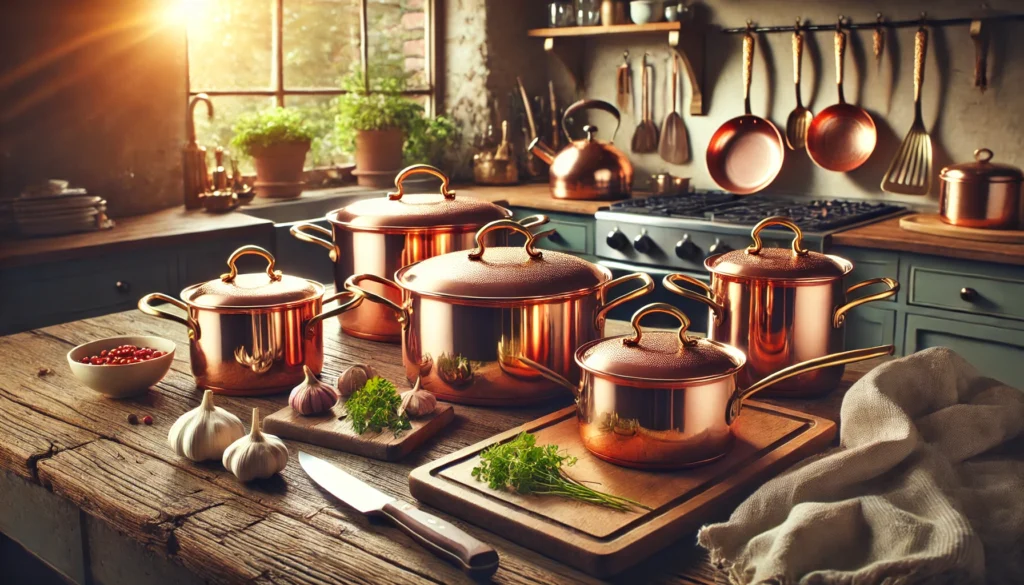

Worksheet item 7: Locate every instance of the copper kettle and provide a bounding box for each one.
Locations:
[529,99,633,201]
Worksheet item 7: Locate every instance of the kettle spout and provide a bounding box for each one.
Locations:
[528,137,556,165]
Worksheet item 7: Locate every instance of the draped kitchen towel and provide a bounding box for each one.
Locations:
[698,347,1024,585]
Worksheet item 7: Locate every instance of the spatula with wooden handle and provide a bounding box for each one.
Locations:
[658,54,689,164]
[881,26,932,195]
[631,52,658,154]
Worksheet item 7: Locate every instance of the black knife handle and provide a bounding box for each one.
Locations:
[381,501,499,579]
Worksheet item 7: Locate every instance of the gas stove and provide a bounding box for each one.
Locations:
[595,191,906,272]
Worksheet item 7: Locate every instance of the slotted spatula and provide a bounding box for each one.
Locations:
[631,52,658,154]
[881,27,933,195]
[658,54,689,164]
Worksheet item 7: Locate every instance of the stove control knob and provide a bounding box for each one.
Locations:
[606,228,629,251]
[708,239,733,256]
[674,235,701,260]
[633,232,655,255]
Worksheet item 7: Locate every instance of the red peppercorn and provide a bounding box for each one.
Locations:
[142,415,153,425]
[80,357,90,364]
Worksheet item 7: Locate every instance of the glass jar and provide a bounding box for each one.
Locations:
[576,0,600,25]
[547,1,575,27]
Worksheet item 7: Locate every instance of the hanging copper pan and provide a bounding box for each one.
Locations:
[806,25,877,172]
[706,31,785,195]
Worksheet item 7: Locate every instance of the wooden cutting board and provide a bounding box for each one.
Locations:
[264,402,454,461]
[900,213,1024,243]
[409,402,835,577]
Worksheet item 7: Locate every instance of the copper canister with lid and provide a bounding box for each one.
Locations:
[939,148,1023,229]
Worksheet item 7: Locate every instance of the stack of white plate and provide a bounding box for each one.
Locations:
[13,187,114,237]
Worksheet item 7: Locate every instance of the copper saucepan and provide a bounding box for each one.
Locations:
[664,217,899,397]
[524,303,894,469]
[706,31,785,195]
[344,219,654,406]
[939,148,1023,229]
[806,25,877,172]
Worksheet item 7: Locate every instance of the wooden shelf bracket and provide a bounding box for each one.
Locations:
[668,29,705,116]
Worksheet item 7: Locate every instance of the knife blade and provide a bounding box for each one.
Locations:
[299,452,499,578]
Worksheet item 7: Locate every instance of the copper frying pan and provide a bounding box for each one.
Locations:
[806,25,877,172]
[706,32,785,195]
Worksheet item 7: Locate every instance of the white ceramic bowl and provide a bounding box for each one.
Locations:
[630,0,663,24]
[67,335,176,398]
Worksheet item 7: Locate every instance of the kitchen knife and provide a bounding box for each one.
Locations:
[298,452,499,579]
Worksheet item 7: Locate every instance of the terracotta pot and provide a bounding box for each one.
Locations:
[354,128,404,187]
[251,141,310,199]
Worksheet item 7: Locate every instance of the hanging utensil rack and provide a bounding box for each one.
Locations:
[722,12,1024,34]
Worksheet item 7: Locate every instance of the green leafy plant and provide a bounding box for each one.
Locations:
[335,72,424,154]
[345,377,411,436]
[404,115,460,167]
[230,107,317,155]
[471,432,650,512]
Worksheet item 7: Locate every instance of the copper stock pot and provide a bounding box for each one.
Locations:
[345,219,654,406]
[939,148,1023,229]
[290,164,535,343]
[138,245,361,396]
[665,217,899,397]
[524,303,894,469]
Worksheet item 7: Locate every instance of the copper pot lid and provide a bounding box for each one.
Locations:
[707,217,850,280]
[396,219,609,300]
[328,164,511,230]
[184,246,322,308]
[576,303,745,383]
[940,149,1023,184]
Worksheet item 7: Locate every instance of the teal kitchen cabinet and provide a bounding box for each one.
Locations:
[904,313,1024,388]
[844,305,898,353]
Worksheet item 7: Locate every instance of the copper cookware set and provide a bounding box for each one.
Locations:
[939,149,1023,230]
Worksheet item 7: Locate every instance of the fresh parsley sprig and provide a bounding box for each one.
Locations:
[471,432,650,512]
[346,377,411,436]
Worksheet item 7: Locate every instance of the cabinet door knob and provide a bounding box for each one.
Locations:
[115,281,131,293]
[959,287,977,302]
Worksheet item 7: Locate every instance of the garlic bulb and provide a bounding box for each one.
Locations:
[337,364,377,398]
[168,390,245,461]
[289,366,338,416]
[223,408,289,482]
[398,378,437,418]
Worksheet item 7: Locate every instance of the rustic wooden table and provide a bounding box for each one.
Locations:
[0,309,879,585]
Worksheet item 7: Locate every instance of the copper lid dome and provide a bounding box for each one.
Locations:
[184,246,322,308]
[707,217,851,280]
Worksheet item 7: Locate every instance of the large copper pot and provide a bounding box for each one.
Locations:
[939,148,1023,229]
[138,246,361,396]
[345,219,654,406]
[525,303,894,469]
[528,100,633,201]
[290,164,528,343]
[664,217,899,397]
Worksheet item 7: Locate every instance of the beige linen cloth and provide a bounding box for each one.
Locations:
[698,347,1024,585]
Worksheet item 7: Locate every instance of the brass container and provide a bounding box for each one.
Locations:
[665,217,899,397]
[345,220,654,406]
[939,148,1023,229]
[290,164,521,343]
[525,303,894,469]
[138,246,361,396]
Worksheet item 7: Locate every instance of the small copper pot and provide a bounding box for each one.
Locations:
[138,246,361,396]
[665,217,899,397]
[939,148,1023,229]
[525,303,894,469]
[290,164,524,343]
[345,220,654,406]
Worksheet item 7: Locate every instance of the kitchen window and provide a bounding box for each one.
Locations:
[184,0,435,169]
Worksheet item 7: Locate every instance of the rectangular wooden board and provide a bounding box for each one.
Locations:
[264,402,454,461]
[409,401,836,577]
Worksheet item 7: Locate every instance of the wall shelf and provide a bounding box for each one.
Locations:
[527,22,706,116]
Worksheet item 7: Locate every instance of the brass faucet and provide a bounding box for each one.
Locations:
[183,94,213,209]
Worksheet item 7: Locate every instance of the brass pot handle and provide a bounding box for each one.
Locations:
[221,245,281,283]
[594,272,654,331]
[833,277,900,327]
[344,274,408,324]
[745,216,808,256]
[663,273,724,324]
[517,214,550,229]
[518,356,580,400]
[290,222,338,262]
[624,302,696,349]
[468,219,542,261]
[387,164,454,201]
[726,344,894,424]
[305,290,364,338]
[562,99,622,142]
[138,293,200,340]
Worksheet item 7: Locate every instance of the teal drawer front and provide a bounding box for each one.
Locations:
[845,306,896,350]
[832,246,899,303]
[904,313,1024,389]
[909,264,1024,322]
[511,208,594,255]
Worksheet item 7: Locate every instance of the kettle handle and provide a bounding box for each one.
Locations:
[562,99,621,142]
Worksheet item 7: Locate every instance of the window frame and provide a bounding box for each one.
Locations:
[185,0,438,114]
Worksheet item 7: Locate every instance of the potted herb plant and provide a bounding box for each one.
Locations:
[336,74,423,187]
[404,115,460,172]
[231,107,316,199]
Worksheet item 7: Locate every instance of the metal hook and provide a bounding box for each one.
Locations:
[795,17,802,31]
[836,15,845,31]
[622,49,629,63]
[745,19,755,32]
[919,12,927,26]
[876,12,883,24]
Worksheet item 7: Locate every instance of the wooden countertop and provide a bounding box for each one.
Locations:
[457,183,639,215]
[0,310,878,585]
[832,216,1024,266]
